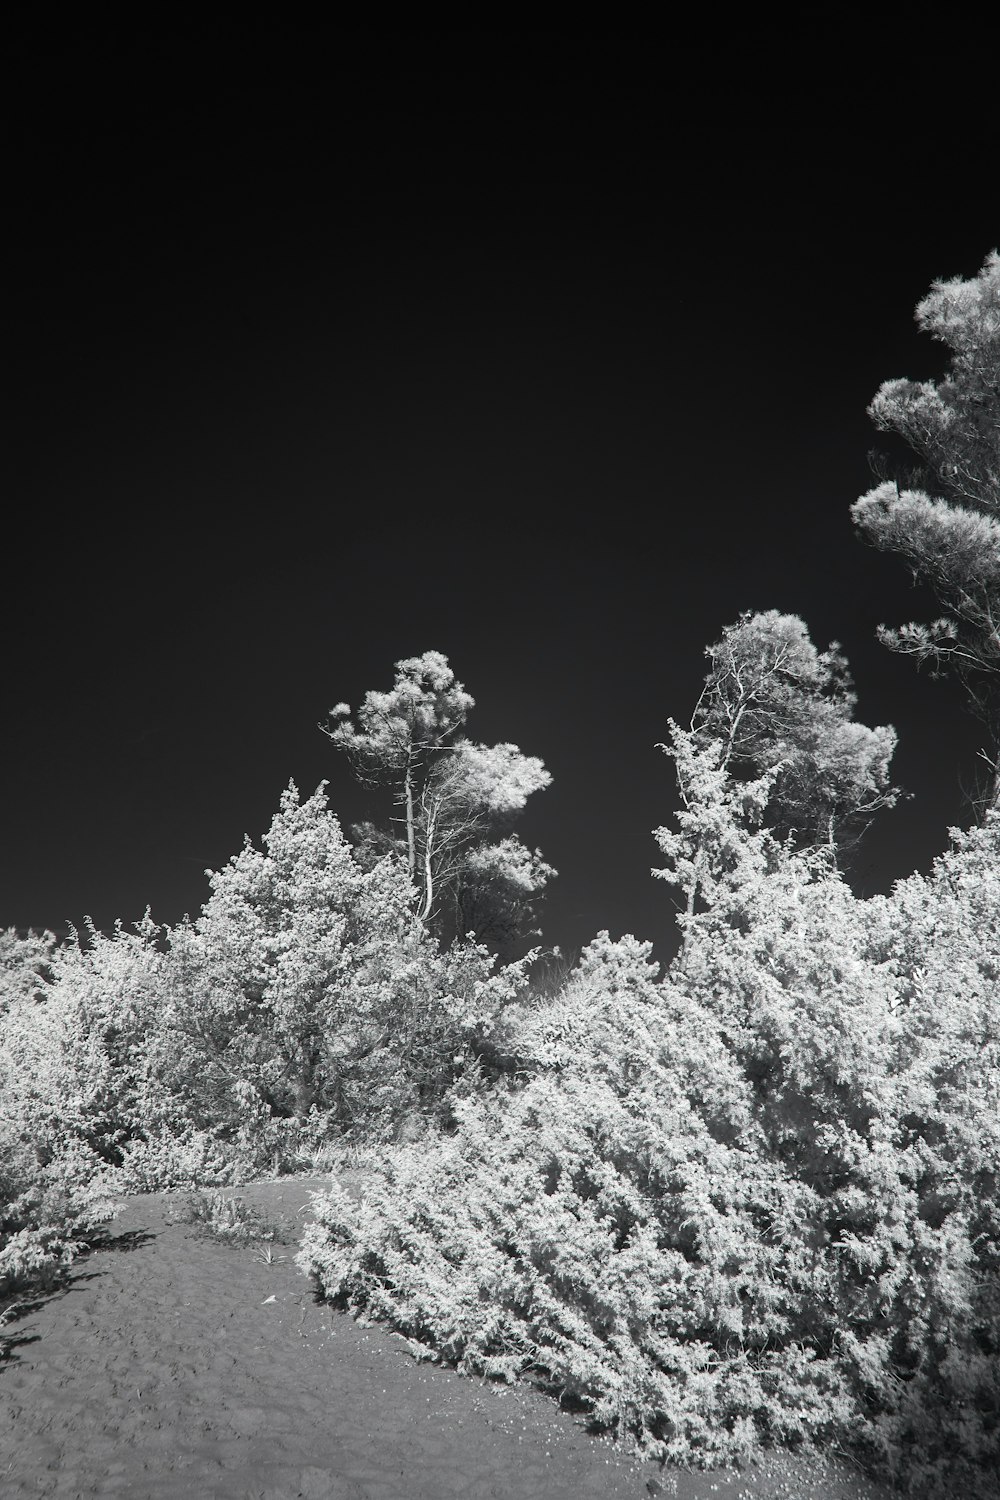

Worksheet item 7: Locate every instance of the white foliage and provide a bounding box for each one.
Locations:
[302,748,1000,1496]
[854,250,1000,800]
[325,651,553,951]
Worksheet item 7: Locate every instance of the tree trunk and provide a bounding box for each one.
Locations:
[418,798,437,922]
[292,1040,321,1120]
[292,1077,315,1120]
[404,762,416,880]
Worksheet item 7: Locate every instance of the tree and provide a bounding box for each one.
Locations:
[654,716,781,944]
[169,781,538,1143]
[851,251,1000,806]
[323,651,553,952]
[323,650,474,884]
[452,837,555,958]
[175,781,431,1132]
[414,741,554,950]
[688,610,900,858]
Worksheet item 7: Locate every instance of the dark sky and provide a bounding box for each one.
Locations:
[5,79,998,966]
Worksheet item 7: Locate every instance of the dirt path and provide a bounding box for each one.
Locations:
[0,1179,894,1499]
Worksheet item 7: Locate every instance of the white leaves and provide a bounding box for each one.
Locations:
[462,837,555,894]
[323,651,475,780]
[853,484,1000,708]
[689,612,900,857]
[167,782,441,1128]
[852,484,1000,592]
[0,927,58,1009]
[653,718,783,923]
[915,249,1000,355]
[855,253,1000,804]
[867,252,999,515]
[438,741,552,818]
[324,651,552,953]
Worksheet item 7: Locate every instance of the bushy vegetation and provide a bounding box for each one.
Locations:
[177,1188,293,1250]
[3,736,998,1495]
[3,707,997,1495]
[1,927,117,1300]
[0,786,533,1299]
[3,256,997,1490]
[297,736,999,1495]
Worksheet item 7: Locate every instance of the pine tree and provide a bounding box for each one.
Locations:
[323,651,553,952]
[689,610,900,858]
[852,251,1000,805]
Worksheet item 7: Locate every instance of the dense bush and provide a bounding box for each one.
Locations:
[0,927,58,1009]
[299,746,1000,1497]
[0,914,242,1199]
[3,744,997,1497]
[0,1143,115,1299]
[857,821,1000,1486]
[0,927,119,1293]
[159,783,534,1160]
[0,784,534,1213]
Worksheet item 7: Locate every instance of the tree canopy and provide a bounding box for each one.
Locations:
[852,250,1000,805]
[688,610,900,859]
[323,651,553,954]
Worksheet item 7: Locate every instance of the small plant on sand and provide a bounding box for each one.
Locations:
[253,1242,288,1266]
[180,1190,288,1247]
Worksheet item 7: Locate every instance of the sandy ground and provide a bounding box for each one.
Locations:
[0,1177,896,1499]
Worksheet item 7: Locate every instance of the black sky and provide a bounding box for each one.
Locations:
[5,71,998,966]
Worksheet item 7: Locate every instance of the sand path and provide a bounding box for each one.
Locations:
[0,1179,893,1499]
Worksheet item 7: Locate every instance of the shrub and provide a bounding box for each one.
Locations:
[0,1135,116,1298]
[0,914,197,1178]
[0,927,58,1010]
[1,922,142,1298]
[163,783,536,1147]
[178,1189,289,1246]
[0,784,538,1221]
[300,778,1000,1496]
[300,933,854,1468]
